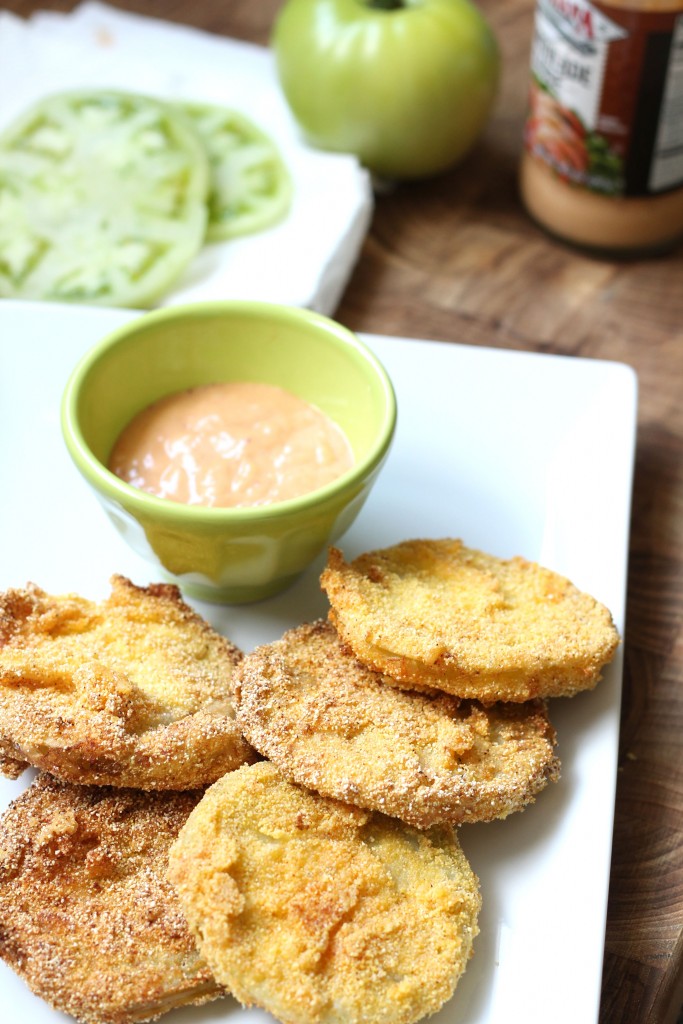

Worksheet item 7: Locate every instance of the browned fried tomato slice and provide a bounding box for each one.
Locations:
[233,619,560,827]
[0,774,224,1024]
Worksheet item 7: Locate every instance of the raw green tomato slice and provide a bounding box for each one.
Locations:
[0,90,209,307]
[177,101,292,243]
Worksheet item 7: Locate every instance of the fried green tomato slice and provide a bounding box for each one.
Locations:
[167,761,481,1024]
[0,89,209,307]
[233,620,560,828]
[0,575,256,789]
[0,774,224,1024]
[176,101,292,242]
[321,539,620,703]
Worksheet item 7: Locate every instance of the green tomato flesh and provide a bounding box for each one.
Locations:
[0,90,209,308]
[273,0,500,180]
[178,102,293,243]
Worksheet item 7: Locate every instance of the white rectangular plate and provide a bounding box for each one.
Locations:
[0,299,637,1024]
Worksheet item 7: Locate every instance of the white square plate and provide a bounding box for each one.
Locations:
[0,299,637,1024]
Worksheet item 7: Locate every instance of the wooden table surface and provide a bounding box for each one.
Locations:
[5,0,683,1021]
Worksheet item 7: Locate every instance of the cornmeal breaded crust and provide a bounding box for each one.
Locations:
[0,773,224,1024]
[233,620,560,828]
[0,575,256,788]
[320,540,620,702]
[167,761,481,1024]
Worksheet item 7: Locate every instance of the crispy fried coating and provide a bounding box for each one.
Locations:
[167,761,481,1024]
[233,620,560,828]
[0,773,224,1024]
[320,540,620,702]
[0,575,256,788]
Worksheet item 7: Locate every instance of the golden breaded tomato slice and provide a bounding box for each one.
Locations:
[321,539,620,702]
[167,761,481,1024]
[0,575,255,788]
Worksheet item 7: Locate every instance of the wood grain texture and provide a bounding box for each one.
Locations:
[3,1,683,1022]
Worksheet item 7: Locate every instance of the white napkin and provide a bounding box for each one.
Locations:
[0,2,373,314]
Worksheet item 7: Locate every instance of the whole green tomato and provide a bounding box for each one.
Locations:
[272,0,500,180]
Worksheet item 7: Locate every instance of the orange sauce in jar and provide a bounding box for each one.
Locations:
[520,0,683,255]
[108,381,354,508]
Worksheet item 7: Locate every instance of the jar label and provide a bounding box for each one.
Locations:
[525,0,683,196]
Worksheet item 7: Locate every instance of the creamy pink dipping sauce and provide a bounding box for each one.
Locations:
[108,381,354,508]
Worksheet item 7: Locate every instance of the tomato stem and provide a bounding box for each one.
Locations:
[362,0,405,9]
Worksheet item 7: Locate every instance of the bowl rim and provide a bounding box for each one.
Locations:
[60,299,397,523]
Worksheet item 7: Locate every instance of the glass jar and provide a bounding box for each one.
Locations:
[520,0,683,256]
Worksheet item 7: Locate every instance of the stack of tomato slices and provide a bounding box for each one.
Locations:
[0,90,292,308]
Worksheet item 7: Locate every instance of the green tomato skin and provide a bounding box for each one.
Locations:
[272,0,500,180]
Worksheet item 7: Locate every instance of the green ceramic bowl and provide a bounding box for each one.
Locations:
[61,301,396,604]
